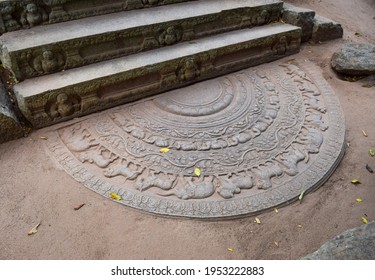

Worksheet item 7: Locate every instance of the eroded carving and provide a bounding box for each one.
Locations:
[20,2,48,27]
[177,58,201,82]
[32,50,65,74]
[158,26,182,46]
[48,93,81,119]
[217,175,253,199]
[0,2,20,32]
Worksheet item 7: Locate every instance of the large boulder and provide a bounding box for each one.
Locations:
[331,43,375,76]
[304,221,375,260]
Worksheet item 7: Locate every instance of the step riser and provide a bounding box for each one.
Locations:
[0,0,192,34]
[14,26,301,128]
[1,2,283,81]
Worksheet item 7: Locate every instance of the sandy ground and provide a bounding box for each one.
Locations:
[0,0,374,260]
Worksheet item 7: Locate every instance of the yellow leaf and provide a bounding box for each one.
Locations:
[274,241,279,248]
[355,32,362,37]
[356,199,363,203]
[255,217,261,224]
[297,224,303,228]
[194,168,201,177]
[299,190,305,202]
[110,192,122,201]
[370,149,374,156]
[362,217,368,224]
[351,179,361,184]
[362,130,368,137]
[28,222,41,236]
[274,208,279,213]
[40,136,48,140]
[227,248,234,252]
[159,148,170,153]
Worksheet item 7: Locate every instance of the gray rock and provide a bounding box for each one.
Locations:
[311,15,343,43]
[282,4,315,42]
[331,43,375,76]
[0,83,26,144]
[304,221,375,260]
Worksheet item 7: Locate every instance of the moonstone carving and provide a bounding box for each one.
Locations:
[45,62,345,219]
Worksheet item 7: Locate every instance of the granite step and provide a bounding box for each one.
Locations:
[13,23,301,128]
[0,0,283,81]
[0,0,194,35]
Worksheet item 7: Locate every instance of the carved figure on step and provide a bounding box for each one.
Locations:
[177,58,200,82]
[159,26,182,46]
[49,93,80,119]
[273,36,289,55]
[159,176,216,200]
[142,0,161,6]
[218,175,253,199]
[20,3,48,27]
[1,2,20,32]
[33,50,65,74]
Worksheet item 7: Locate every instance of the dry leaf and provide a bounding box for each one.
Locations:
[274,241,279,248]
[299,190,305,202]
[362,217,368,224]
[297,225,303,228]
[351,179,361,185]
[255,217,261,224]
[227,248,234,252]
[110,192,122,201]
[40,136,48,140]
[74,203,85,210]
[366,164,374,173]
[362,130,368,137]
[355,32,362,37]
[159,148,170,153]
[274,208,279,213]
[370,149,374,157]
[356,199,363,203]
[28,223,41,235]
[194,168,201,177]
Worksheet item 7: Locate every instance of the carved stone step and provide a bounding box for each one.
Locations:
[0,0,283,81]
[13,23,301,128]
[0,0,194,35]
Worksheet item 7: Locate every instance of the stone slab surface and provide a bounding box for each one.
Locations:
[0,0,283,80]
[0,0,193,35]
[13,23,301,128]
[44,61,346,219]
[282,3,315,42]
[304,221,375,260]
[0,82,25,143]
[331,43,375,76]
[311,14,343,43]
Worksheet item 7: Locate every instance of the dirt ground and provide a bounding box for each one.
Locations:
[0,0,374,260]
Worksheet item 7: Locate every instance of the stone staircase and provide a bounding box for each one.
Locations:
[0,0,343,141]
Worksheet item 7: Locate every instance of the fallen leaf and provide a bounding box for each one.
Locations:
[40,136,48,140]
[299,190,305,202]
[362,130,368,137]
[362,84,373,88]
[274,241,279,248]
[28,223,41,235]
[297,224,303,228]
[255,217,261,224]
[366,164,374,173]
[351,179,361,185]
[227,248,234,252]
[194,168,201,177]
[355,32,362,37]
[110,192,122,201]
[159,148,170,153]
[74,203,85,210]
[370,149,374,157]
[356,199,363,203]
[362,217,368,224]
[274,208,279,213]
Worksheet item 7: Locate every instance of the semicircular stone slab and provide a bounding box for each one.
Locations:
[45,61,346,219]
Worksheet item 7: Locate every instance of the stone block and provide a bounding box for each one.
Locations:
[0,83,25,144]
[0,0,283,81]
[13,23,301,128]
[282,3,315,42]
[311,15,343,43]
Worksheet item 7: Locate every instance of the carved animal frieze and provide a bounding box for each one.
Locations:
[254,164,283,190]
[218,175,253,199]
[79,148,118,168]
[104,163,142,180]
